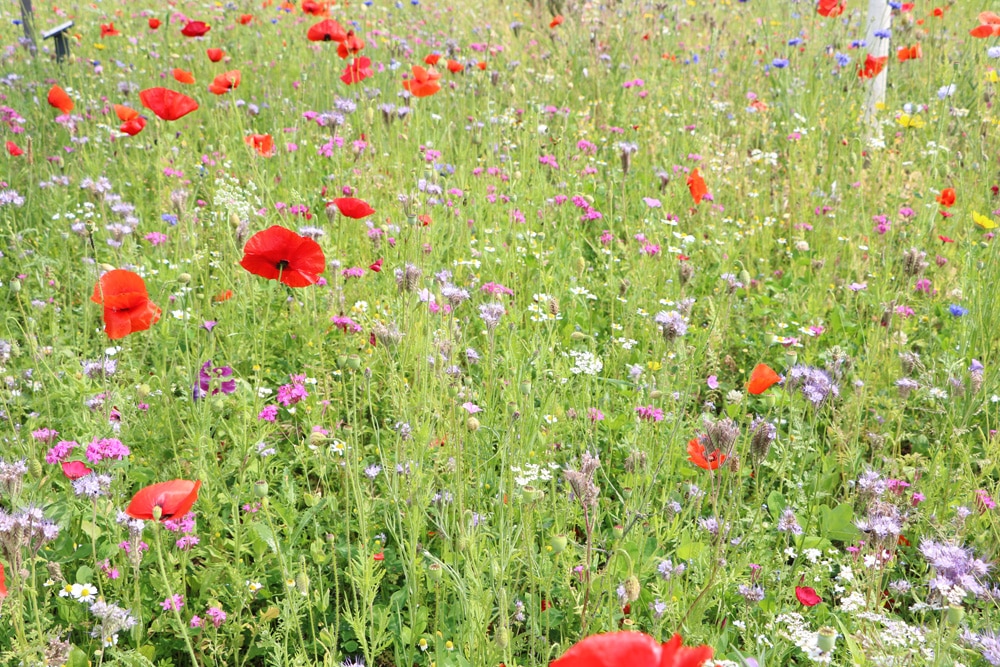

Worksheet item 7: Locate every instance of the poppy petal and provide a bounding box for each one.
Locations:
[126,480,202,521]
[747,363,781,395]
[48,85,74,114]
[139,88,199,121]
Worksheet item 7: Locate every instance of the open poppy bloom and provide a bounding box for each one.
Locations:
[858,54,888,79]
[240,226,326,287]
[337,31,364,59]
[403,65,441,98]
[747,363,781,395]
[245,133,274,157]
[307,18,346,42]
[239,14,254,24]
[686,168,708,205]
[301,0,327,15]
[48,85,74,114]
[120,116,147,136]
[551,632,712,667]
[332,197,375,219]
[207,48,225,62]
[816,0,844,17]
[6,140,24,156]
[425,53,441,65]
[114,104,138,122]
[91,269,162,339]
[181,20,211,37]
[796,586,822,607]
[446,59,464,73]
[126,480,202,521]
[549,15,564,28]
[971,12,1000,38]
[341,56,373,85]
[687,438,727,470]
[140,88,199,121]
[208,70,241,95]
[936,187,956,208]
[148,18,161,29]
[172,68,196,84]
[896,44,921,62]
[62,460,93,480]
[100,23,120,38]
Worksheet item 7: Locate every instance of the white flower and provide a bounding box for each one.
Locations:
[75,583,97,603]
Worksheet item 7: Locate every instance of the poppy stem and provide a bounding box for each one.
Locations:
[153,525,201,667]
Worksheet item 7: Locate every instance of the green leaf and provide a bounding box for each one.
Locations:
[819,503,860,542]
[66,647,89,667]
[676,540,705,560]
[767,491,786,523]
[75,565,94,584]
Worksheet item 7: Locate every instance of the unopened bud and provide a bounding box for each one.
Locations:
[295,571,310,596]
[177,273,192,284]
[466,416,480,432]
[624,575,641,602]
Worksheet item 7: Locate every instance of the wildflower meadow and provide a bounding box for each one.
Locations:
[1,0,1000,665]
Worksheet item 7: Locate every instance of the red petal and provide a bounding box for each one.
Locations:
[551,632,663,667]
[48,85,74,114]
[140,88,199,121]
[333,197,376,219]
[126,480,202,521]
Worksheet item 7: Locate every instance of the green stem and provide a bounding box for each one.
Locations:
[153,525,200,667]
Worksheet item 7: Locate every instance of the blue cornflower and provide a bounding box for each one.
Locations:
[835,52,851,67]
[874,29,891,38]
[949,304,968,317]
[850,40,867,49]
[772,58,790,68]
[788,37,803,46]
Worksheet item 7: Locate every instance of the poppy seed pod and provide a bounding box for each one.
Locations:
[426,562,443,583]
[549,534,568,554]
[253,480,269,498]
[817,627,837,653]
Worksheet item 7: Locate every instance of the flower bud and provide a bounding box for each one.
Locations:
[624,575,641,602]
[427,562,443,583]
[254,480,269,498]
[817,626,837,653]
[177,273,192,284]
[137,383,151,398]
[9,279,21,294]
[295,571,310,597]
[549,534,568,554]
[495,627,510,649]
[466,416,480,432]
[346,355,362,371]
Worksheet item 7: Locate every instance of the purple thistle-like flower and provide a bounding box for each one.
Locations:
[777,508,803,535]
[920,539,992,599]
[786,365,839,407]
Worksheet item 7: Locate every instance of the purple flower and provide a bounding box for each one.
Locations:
[193,360,237,400]
[635,405,664,422]
[85,438,131,464]
[161,594,184,612]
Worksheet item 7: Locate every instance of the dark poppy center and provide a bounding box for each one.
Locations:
[323,34,332,41]
[276,259,290,270]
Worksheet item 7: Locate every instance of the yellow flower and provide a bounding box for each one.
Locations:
[896,114,925,129]
[973,211,998,230]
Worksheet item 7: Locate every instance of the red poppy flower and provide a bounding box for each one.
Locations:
[446,59,464,73]
[686,168,708,205]
[207,48,225,62]
[120,116,147,136]
[307,18,347,42]
[477,61,487,70]
[48,85,74,114]
[795,586,822,607]
[208,70,241,95]
[747,363,781,395]
[213,289,234,303]
[337,31,365,59]
[140,88,199,121]
[302,0,327,15]
[90,269,162,339]
[938,235,955,243]
[341,56,373,85]
[403,65,441,98]
[239,14,254,25]
[816,0,844,17]
[148,18,161,29]
[62,461,93,480]
[332,197,375,219]
[101,23,120,38]
[0,562,6,599]
[373,551,384,561]
[172,68,196,84]
[425,53,441,65]
[687,438,727,470]
[971,24,1000,38]
[244,133,274,157]
[858,54,888,79]
[936,187,956,208]
[551,632,712,667]
[896,44,921,62]
[418,214,432,226]
[369,258,383,272]
[549,15,564,28]
[114,104,138,121]
[6,140,23,156]
[240,226,326,288]
[126,480,202,521]
[181,20,211,37]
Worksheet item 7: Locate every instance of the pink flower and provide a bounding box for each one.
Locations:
[462,402,482,414]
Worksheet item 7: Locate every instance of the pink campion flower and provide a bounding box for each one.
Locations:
[462,402,482,414]
[161,594,184,611]
[190,615,203,628]
[331,315,363,333]
[635,405,664,422]
[85,437,131,463]
[895,305,915,318]
[914,279,933,294]
[144,232,168,246]
[206,606,227,627]
[46,440,78,464]
[276,374,308,407]
[258,405,279,422]
[976,490,996,513]
[342,267,365,279]
[481,282,514,296]
[641,244,661,256]
[600,230,613,245]
[587,408,604,423]
[32,428,59,444]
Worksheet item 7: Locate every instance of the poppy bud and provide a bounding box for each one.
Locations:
[427,562,443,583]
[570,331,586,341]
[466,416,480,432]
[309,429,327,446]
[522,485,544,502]
[9,279,20,294]
[346,355,362,370]
[230,211,241,228]
[211,397,225,412]
[495,627,510,649]
[254,480,269,498]
[549,534,568,554]
[817,626,837,653]
[649,390,663,400]
[624,575,641,602]
[946,604,965,627]
[100,263,117,273]
[336,355,348,369]
[295,571,310,597]
[178,273,192,284]
[519,381,532,395]
[28,458,42,478]
[454,535,469,552]
[137,383,151,397]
